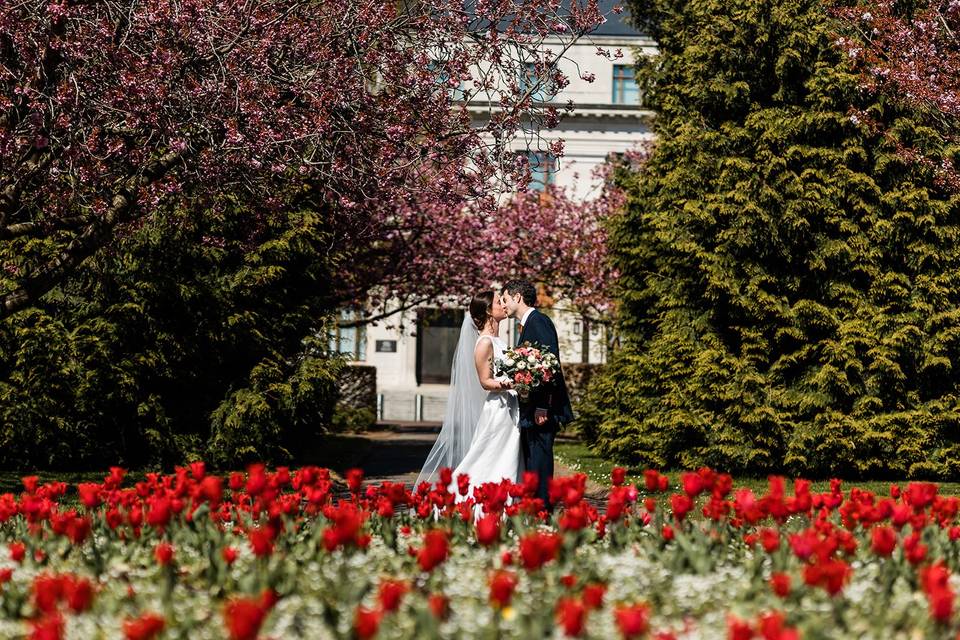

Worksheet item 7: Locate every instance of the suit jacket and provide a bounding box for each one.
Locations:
[517,309,574,429]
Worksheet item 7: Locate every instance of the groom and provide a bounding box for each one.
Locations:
[501,279,573,511]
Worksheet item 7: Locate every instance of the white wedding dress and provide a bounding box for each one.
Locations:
[448,335,521,500]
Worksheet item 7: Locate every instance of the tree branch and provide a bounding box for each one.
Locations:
[0,151,181,319]
[0,215,90,239]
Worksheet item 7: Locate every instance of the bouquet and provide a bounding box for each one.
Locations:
[495,342,560,400]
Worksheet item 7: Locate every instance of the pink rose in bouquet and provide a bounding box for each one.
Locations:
[494,342,560,400]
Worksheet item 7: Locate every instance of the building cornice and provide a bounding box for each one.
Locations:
[466,101,656,123]
[540,34,658,49]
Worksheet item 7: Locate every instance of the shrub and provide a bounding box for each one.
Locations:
[0,204,342,469]
[580,0,960,478]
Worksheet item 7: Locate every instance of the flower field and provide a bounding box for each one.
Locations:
[1,465,960,639]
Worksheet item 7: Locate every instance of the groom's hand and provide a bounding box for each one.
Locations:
[535,408,548,426]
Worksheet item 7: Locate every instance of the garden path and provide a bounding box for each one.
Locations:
[318,426,609,509]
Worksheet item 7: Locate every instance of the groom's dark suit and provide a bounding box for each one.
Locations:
[517,309,573,510]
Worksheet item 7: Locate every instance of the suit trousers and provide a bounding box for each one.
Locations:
[520,421,557,511]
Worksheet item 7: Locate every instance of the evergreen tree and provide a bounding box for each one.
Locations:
[579,0,960,478]
[0,203,342,469]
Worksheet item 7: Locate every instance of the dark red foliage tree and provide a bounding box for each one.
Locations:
[833,0,960,191]
[0,0,614,319]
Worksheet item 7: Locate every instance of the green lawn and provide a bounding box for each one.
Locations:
[555,440,960,496]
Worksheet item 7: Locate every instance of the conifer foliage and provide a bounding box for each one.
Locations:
[579,0,960,478]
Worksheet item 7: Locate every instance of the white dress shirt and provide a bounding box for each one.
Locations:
[519,307,535,329]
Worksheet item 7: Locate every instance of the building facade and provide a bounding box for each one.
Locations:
[330,11,656,422]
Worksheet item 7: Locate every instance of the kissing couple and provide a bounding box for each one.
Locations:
[415,279,573,511]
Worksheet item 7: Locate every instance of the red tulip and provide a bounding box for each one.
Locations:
[770,572,791,598]
[189,461,206,480]
[428,593,449,620]
[346,468,365,494]
[355,606,382,640]
[669,494,693,521]
[522,472,540,496]
[222,546,238,565]
[904,532,928,565]
[63,575,94,613]
[200,476,223,506]
[33,574,65,614]
[106,467,126,489]
[802,558,851,596]
[489,570,518,607]
[559,504,590,532]
[145,497,172,529]
[224,595,270,640]
[518,531,562,570]
[123,612,166,640]
[905,482,938,510]
[759,528,780,553]
[758,611,799,640]
[555,597,586,637]
[614,603,650,639]
[77,483,102,510]
[611,467,627,486]
[29,612,64,640]
[643,470,661,492]
[476,513,501,547]
[456,473,471,496]
[22,476,39,493]
[681,472,704,497]
[154,543,174,566]
[727,615,754,640]
[377,579,408,612]
[582,583,606,610]
[870,526,897,557]
[10,541,26,563]
[920,562,955,624]
[229,472,244,491]
[248,526,275,557]
[929,589,953,624]
[245,464,269,497]
[67,516,92,545]
[417,530,450,572]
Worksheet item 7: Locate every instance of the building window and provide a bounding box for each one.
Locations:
[612,64,640,105]
[416,308,464,384]
[329,310,366,361]
[429,59,466,100]
[521,62,556,102]
[522,150,556,191]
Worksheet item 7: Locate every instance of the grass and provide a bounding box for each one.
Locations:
[554,440,960,497]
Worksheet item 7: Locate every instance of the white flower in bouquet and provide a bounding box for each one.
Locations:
[517,361,527,370]
[503,357,515,368]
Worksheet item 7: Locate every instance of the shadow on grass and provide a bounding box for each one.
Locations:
[0,433,377,498]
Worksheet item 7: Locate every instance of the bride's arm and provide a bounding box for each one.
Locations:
[474,340,508,391]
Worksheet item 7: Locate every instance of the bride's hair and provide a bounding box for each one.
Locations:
[469,290,494,332]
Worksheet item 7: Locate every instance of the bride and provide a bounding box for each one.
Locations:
[414,290,521,498]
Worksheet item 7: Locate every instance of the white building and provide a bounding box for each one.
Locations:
[331,8,656,422]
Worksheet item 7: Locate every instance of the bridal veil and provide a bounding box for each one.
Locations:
[414,314,486,488]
